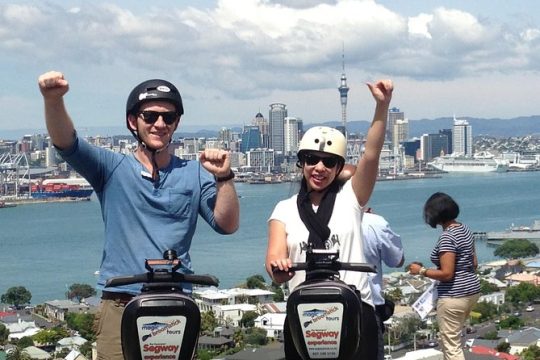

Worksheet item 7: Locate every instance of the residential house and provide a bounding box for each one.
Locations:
[55,336,88,354]
[254,313,286,340]
[499,327,540,355]
[43,300,90,322]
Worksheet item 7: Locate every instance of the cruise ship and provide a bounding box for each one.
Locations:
[427,153,509,173]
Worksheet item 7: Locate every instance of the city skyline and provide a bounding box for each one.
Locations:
[1,1,540,133]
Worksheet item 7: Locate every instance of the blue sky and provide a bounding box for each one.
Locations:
[1,0,539,133]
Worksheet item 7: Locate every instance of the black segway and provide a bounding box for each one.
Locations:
[274,247,376,360]
[105,249,219,360]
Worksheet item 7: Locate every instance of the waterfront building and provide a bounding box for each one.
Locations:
[218,127,232,149]
[439,128,453,154]
[246,148,275,170]
[388,107,405,143]
[392,119,409,155]
[402,138,421,163]
[269,103,287,153]
[252,112,269,148]
[453,117,473,156]
[240,125,261,153]
[420,133,449,161]
[283,117,300,156]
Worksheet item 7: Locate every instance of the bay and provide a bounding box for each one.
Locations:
[1,171,539,305]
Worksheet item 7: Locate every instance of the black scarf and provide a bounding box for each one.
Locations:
[296,178,339,249]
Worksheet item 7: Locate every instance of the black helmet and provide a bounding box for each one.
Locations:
[126,79,184,117]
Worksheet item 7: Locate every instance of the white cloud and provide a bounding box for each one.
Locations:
[0,0,539,132]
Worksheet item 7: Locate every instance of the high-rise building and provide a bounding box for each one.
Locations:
[387,107,404,142]
[439,129,453,155]
[420,133,449,161]
[283,117,300,156]
[338,50,349,135]
[240,125,261,153]
[452,117,473,156]
[392,119,409,154]
[269,103,287,153]
[252,112,269,148]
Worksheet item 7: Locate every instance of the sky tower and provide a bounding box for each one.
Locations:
[338,47,349,135]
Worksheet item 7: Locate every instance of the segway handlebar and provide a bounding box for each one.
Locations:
[105,272,219,288]
[105,249,219,289]
[272,248,377,275]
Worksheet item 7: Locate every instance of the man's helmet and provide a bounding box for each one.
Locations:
[298,126,347,161]
[126,79,184,117]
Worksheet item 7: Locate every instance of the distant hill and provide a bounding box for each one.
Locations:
[1,116,539,140]
[320,115,540,138]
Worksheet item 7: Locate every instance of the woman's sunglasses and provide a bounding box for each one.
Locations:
[137,111,179,125]
[302,153,339,168]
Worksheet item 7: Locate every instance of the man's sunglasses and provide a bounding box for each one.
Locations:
[137,111,179,125]
[302,153,339,168]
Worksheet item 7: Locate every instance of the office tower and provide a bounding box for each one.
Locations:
[392,119,409,154]
[269,103,287,153]
[218,127,232,150]
[452,117,473,156]
[387,107,404,142]
[241,125,262,153]
[338,50,349,136]
[283,117,300,156]
[252,112,269,148]
[422,133,449,161]
[439,129,453,155]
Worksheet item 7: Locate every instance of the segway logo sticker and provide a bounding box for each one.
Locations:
[298,303,343,359]
[137,316,186,359]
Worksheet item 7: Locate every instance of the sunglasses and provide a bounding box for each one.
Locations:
[138,111,179,125]
[302,153,339,168]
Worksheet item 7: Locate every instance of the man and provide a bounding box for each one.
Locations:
[38,71,240,359]
[363,209,404,360]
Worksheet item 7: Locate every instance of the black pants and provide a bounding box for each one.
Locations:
[283,300,380,359]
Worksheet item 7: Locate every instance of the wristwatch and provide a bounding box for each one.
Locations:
[215,170,235,182]
[419,267,428,276]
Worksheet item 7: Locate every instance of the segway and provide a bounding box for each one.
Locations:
[105,249,219,360]
[274,247,376,360]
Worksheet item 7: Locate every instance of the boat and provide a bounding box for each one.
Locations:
[427,153,509,173]
[0,200,16,208]
[485,220,540,241]
[31,178,94,199]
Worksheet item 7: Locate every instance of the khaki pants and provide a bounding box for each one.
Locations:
[94,299,126,360]
[436,293,480,360]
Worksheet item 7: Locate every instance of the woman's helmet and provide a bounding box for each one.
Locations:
[298,126,347,162]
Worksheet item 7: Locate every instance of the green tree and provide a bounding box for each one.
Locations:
[15,336,34,348]
[1,286,32,308]
[79,341,93,359]
[245,327,268,346]
[65,312,96,341]
[384,288,403,303]
[0,323,9,345]
[496,341,511,353]
[239,311,258,328]
[499,315,524,330]
[479,279,499,295]
[472,301,498,322]
[32,327,69,346]
[200,311,217,334]
[66,283,96,302]
[233,329,244,348]
[505,282,540,306]
[246,275,267,290]
[494,239,539,259]
[521,344,540,360]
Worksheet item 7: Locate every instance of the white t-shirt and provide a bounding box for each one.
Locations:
[269,180,373,306]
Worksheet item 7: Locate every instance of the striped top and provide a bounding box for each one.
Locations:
[430,223,480,298]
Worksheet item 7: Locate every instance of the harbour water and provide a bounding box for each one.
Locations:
[1,171,539,305]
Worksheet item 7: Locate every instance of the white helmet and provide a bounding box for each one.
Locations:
[298,126,347,161]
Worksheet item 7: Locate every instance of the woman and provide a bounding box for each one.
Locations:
[409,192,481,360]
[265,80,393,358]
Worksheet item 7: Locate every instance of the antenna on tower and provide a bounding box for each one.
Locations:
[338,42,350,139]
